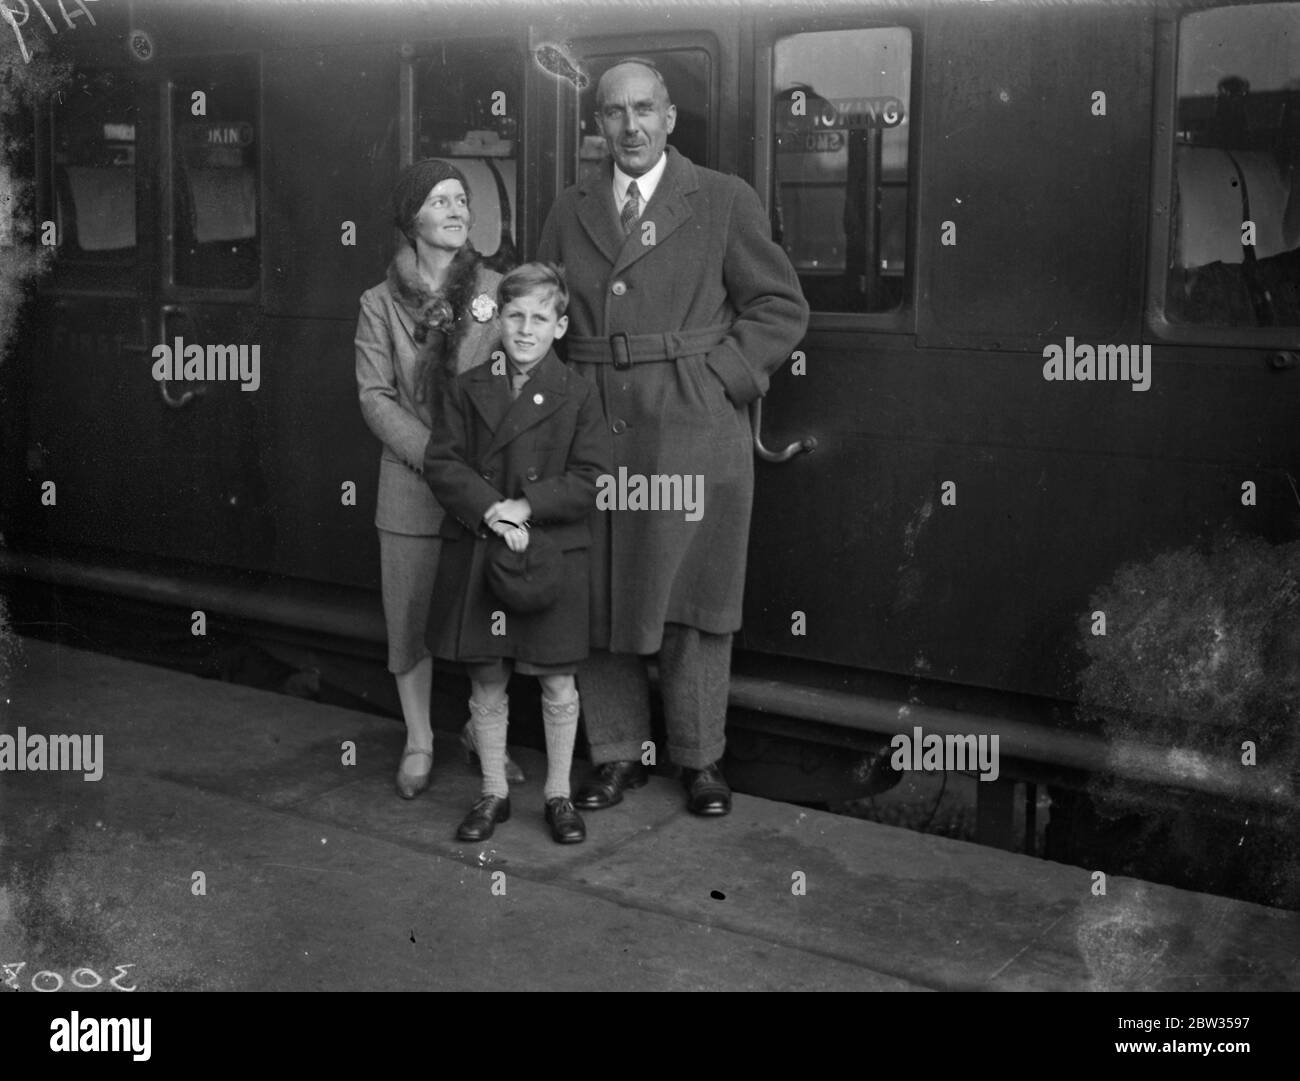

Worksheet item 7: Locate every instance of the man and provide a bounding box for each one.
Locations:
[537,58,809,815]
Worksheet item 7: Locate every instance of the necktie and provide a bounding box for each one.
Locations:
[510,368,529,400]
[620,180,641,235]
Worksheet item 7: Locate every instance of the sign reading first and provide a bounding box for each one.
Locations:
[2,0,99,64]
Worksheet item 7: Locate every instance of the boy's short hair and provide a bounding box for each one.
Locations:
[497,262,569,318]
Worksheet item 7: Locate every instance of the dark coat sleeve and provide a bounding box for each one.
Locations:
[704,179,811,407]
[523,378,612,525]
[422,377,502,529]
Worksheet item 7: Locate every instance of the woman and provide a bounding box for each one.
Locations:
[355,158,522,798]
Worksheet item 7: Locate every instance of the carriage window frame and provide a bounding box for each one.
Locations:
[567,41,718,182]
[45,66,144,294]
[756,17,919,333]
[1147,4,1300,348]
[399,37,526,270]
[164,55,262,299]
[551,29,722,194]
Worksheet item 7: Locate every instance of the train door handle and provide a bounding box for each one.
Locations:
[155,303,203,409]
[158,379,198,409]
[750,398,816,463]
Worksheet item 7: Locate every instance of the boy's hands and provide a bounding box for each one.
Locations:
[493,522,530,553]
[484,498,532,553]
[484,497,532,530]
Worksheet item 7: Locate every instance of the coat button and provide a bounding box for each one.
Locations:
[611,280,627,296]
[611,418,627,434]
[481,470,493,481]
[526,466,539,481]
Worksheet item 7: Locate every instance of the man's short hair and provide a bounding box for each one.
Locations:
[595,57,672,109]
[497,261,569,318]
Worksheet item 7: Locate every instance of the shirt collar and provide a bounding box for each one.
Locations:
[613,149,669,207]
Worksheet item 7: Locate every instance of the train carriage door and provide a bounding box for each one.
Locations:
[27,65,154,561]
[151,55,267,568]
[742,22,916,671]
[30,55,268,571]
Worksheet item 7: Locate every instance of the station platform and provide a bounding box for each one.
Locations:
[1,636,1297,993]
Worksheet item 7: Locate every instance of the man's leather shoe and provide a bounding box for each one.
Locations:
[573,760,647,810]
[544,797,587,844]
[683,764,731,816]
[456,794,511,842]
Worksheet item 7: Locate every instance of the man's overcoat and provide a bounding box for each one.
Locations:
[537,147,809,654]
[422,350,612,665]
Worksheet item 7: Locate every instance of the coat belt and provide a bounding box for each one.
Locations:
[564,324,732,369]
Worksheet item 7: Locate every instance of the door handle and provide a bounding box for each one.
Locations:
[750,397,816,463]
[158,379,198,409]
[155,303,203,409]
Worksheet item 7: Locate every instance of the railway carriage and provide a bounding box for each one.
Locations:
[2,0,1297,901]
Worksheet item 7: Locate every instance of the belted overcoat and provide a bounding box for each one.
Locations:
[422,350,612,665]
[537,147,810,654]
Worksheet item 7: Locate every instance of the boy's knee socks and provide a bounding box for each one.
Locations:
[468,695,510,798]
[541,692,579,802]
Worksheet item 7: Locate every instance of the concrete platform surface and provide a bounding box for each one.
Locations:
[1,636,1297,991]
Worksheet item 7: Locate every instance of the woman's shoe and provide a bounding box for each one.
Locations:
[460,721,526,785]
[395,746,433,800]
[456,794,511,842]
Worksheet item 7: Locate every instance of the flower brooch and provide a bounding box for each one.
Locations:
[470,294,498,322]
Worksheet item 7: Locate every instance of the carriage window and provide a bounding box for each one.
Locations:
[173,59,259,289]
[576,49,712,185]
[52,70,138,263]
[773,28,911,314]
[413,44,521,269]
[1166,4,1300,327]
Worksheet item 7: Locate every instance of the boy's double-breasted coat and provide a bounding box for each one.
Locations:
[423,350,612,665]
[537,147,810,654]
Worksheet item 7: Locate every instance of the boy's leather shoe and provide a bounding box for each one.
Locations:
[573,760,647,809]
[682,764,731,816]
[456,794,511,842]
[544,797,587,843]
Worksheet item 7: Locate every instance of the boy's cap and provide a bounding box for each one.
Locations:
[485,527,563,613]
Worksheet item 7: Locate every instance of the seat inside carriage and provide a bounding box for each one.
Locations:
[1165,75,1300,327]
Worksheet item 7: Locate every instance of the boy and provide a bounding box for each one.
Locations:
[423,263,611,843]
